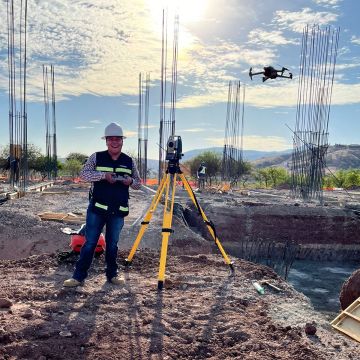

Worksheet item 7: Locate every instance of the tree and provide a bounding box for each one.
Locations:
[0,143,46,176]
[188,151,222,186]
[268,167,289,187]
[333,170,347,188]
[255,168,271,188]
[66,152,88,164]
[344,169,360,189]
[63,158,83,178]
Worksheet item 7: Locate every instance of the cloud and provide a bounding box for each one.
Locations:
[248,29,298,46]
[274,8,338,32]
[140,124,158,129]
[75,126,94,129]
[351,36,360,45]
[89,119,102,124]
[313,0,342,7]
[124,130,137,138]
[180,128,206,133]
[176,74,360,110]
[206,135,292,151]
[0,0,355,116]
[0,0,163,101]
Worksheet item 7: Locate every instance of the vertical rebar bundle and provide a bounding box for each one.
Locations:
[43,65,57,180]
[158,10,179,180]
[7,0,28,191]
[137,72,150,184]
[291,25,340,202]
[222,81,246,183]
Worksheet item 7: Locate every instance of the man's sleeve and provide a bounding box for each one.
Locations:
[79,153,106,182]
[130,159,142,190]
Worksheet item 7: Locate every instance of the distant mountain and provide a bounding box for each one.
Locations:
[181,147,292,162]
[142,144,360,174]
[251,144,360,171]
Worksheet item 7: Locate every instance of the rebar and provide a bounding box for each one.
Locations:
[7,0,28,191]
[137,72,150,183]
[43,65,57,180]
[158,10,179,181]
[291,25,340,202]
[222,81,246,184]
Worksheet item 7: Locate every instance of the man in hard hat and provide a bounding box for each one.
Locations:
[197,161,207,190]
[64,122,142,287]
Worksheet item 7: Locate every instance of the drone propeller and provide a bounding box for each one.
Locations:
[249,67,253,80]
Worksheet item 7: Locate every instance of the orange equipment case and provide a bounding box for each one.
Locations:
[70,234,106,254]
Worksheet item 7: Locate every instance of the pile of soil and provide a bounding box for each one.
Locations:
[0,184,359,359]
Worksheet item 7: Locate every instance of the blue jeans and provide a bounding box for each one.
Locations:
[73,206,124,282]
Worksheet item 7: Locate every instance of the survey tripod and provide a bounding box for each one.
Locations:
[125,156,234,290]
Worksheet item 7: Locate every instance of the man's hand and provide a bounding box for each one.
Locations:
[122,175,133,186]
[105,172,116,184]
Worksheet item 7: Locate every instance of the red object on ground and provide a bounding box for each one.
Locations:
[70,234,106,253]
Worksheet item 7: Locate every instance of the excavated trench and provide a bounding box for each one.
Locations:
[181,199,360,262]
[178,196,360,314]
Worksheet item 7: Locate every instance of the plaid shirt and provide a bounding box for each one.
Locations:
[80,152,142,190]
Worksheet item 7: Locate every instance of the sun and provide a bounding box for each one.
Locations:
[148,0,208,24]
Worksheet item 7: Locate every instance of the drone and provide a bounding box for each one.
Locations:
[249,66,293,82]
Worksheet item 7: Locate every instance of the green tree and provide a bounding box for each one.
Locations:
[344,169,360,188]
[66,152,88,164]
[63,158,83,178]
[189,151,222,186]
[268,167,289,187]
[323,174,335,188]
[333,169,347,188]
[255,168,271,188]
[0,143,46,175]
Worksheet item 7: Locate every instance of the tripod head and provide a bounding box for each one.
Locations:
[165,135,183,174]
[165,135,183,161]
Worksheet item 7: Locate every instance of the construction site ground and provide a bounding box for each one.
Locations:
[0,183,359,359]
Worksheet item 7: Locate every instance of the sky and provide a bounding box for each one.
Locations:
[0,0,359,160]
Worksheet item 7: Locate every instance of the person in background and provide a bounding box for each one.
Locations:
[63,122,142,287]
[197,161,207,190]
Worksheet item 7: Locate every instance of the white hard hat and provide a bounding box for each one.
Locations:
[102,122,126,139]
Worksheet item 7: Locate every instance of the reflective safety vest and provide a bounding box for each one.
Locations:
[198,166,206,175]
[91,150,133,217]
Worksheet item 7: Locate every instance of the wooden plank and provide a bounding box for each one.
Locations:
[41,191,70,195]
[331,297,360,343]
[344,311,360,322]
[332,318,360,343]
[37,212,86,224]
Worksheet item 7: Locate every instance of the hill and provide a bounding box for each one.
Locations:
[181,147,292,162]
[145,145,359,174]
[251,144,360,171]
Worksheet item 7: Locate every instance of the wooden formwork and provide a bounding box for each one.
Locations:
[331,297,360,343]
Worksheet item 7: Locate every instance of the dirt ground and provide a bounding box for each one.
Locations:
[0,183,359,359]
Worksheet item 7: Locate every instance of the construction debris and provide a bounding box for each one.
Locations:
[37,212,85,224]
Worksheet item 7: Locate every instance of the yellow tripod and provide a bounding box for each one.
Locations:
[125,160,234,290]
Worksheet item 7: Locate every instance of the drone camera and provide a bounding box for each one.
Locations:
[166,135,183,161]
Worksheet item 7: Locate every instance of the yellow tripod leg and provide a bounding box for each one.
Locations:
[157,173,177,290]
[179,173,234,271]
[125,173,168,264]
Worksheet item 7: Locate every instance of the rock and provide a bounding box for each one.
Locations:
[59,331,72,337]
[0,298,12,308]
[21,309,35,319]
[339,268,360,310]
[305,322,317,335]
